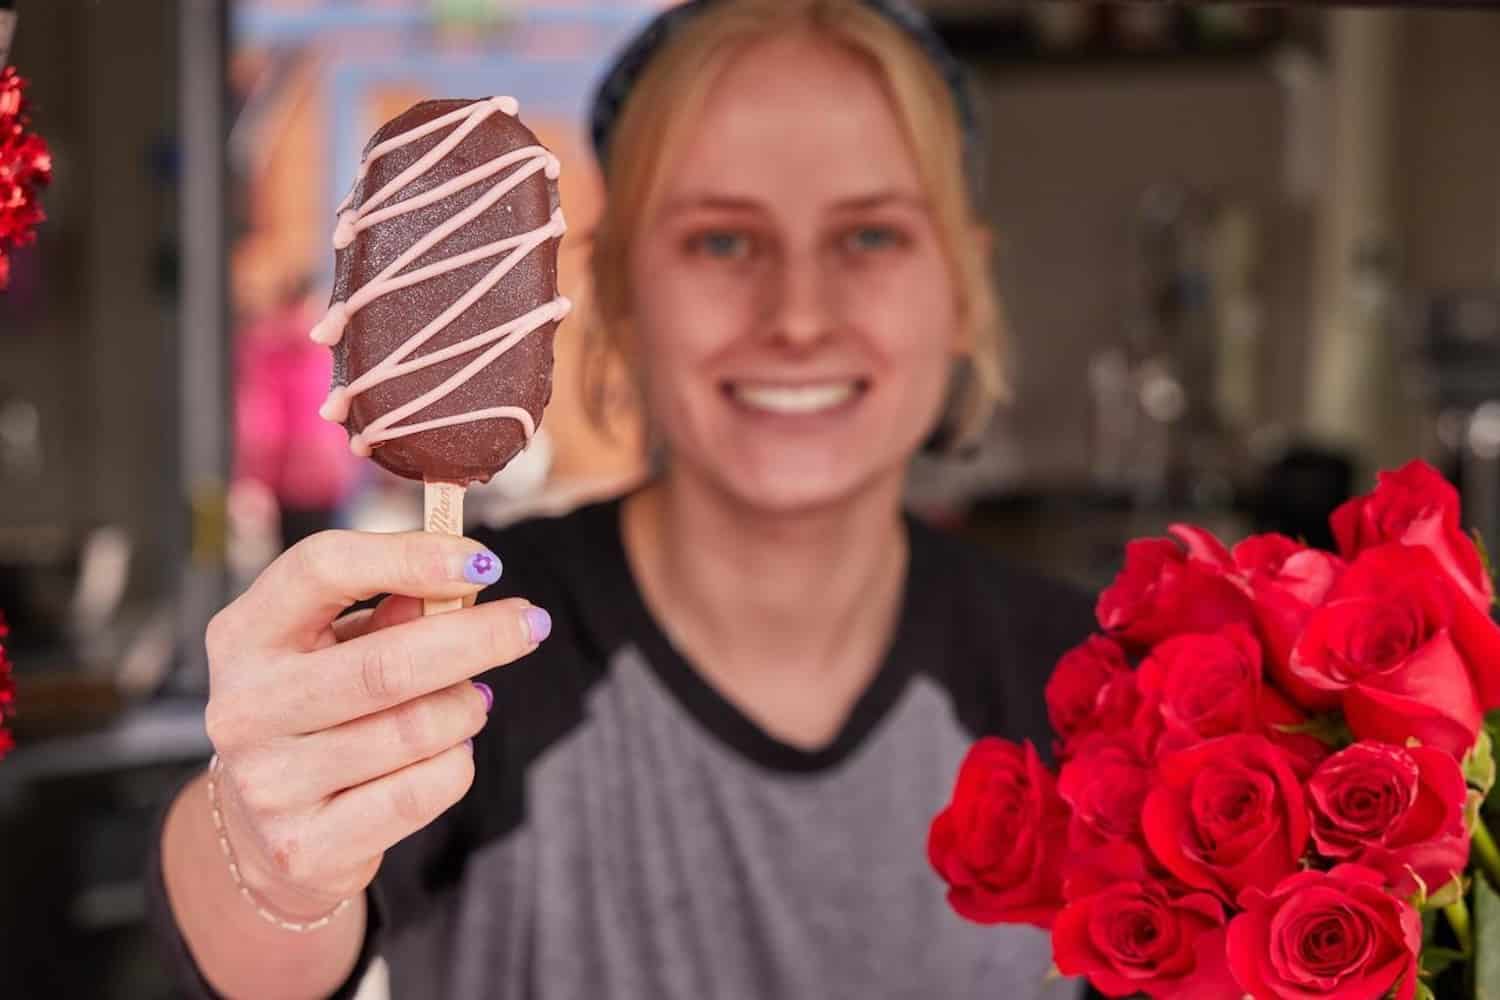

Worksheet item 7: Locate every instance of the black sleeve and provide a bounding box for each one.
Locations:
[921,524,1097,758]
[988,567,1097,758]
[463,509,610,844]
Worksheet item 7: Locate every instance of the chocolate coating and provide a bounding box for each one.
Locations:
[327,98,561,485]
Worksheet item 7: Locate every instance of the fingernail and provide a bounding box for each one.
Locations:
[524,606,552,644]
[465,738,475,754]
[462,549,502,586]
[473,681,493,713]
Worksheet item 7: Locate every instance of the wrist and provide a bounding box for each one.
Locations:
[207,755,353,932]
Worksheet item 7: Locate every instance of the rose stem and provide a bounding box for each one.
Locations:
[1473,821,1500,892]
[1444,899,1473,956]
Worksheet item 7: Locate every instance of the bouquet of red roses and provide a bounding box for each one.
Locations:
[930,460,1500,1000]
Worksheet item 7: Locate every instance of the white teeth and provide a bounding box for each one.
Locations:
[730,382,858,415]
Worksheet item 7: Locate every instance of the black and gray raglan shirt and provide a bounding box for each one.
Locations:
[150,497,1095,999]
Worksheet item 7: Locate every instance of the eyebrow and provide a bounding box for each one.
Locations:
[659,195,765,218]
[830,191,930,213]
[659,190,929,219]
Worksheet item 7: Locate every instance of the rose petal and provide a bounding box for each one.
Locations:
[1401,508,1492,610]
[1158,926,1238,1000]
[1341,633,1481,757]
[1447,590,1500,712]
[1170,523,1238,575]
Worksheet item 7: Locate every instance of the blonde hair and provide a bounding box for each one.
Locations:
[584,0,1008,449]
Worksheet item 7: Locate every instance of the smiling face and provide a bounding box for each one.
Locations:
[625,32,967,515]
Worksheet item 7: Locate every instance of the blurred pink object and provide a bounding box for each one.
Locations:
[234,300,359,511]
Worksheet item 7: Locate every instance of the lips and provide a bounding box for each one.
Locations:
[723,379,869,416]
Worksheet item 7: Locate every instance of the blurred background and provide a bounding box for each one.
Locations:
[3,0,1500,995]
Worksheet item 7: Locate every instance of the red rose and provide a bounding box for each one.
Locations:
[1233,534,1345,709]
[1290,544,1482,757]
[928,739,1069,928]
[1045,636,1140,760]
[1332,459,1491,611]
[1136,626,1263,744]
[1332,461,1500,709]
[1227,865,1421,1000]
[1307,741,1469,897]
[1141,734,1309,903]
[1053,845,1236,1000]
[1135,625,1324,772]
[1096,537,1252,650]
[1057,736,1151,852]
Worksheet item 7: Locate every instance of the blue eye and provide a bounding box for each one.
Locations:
[694,231,752,259]
[845,226,902,252]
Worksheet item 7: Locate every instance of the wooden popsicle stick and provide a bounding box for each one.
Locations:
[423,481,466,616]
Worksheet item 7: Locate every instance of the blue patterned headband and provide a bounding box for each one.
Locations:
[588,0,984,203]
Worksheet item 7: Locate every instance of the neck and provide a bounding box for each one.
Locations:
[623,468,909,690]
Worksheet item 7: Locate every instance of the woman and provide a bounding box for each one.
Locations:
[152,1,1093,997]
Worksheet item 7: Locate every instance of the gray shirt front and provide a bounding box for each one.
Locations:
[151,498,1094,999]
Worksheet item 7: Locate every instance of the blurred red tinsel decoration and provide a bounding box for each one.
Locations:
[0,611,14,760]
[0,65,51,291]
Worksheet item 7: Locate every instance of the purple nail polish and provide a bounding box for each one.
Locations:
[524,606,552,644]
[464,550,502,586]
[473,681,493,713]
[465,738,475,753]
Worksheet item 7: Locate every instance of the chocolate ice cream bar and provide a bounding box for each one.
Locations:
[313,96,569,486]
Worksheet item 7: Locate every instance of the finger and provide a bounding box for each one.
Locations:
[256,680,488,806]
[314,743,476,865]
[330,595,424,644]
[235,530,504,648]
[258,598,544,735]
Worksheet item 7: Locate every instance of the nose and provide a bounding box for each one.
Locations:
[764,251,835,349]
